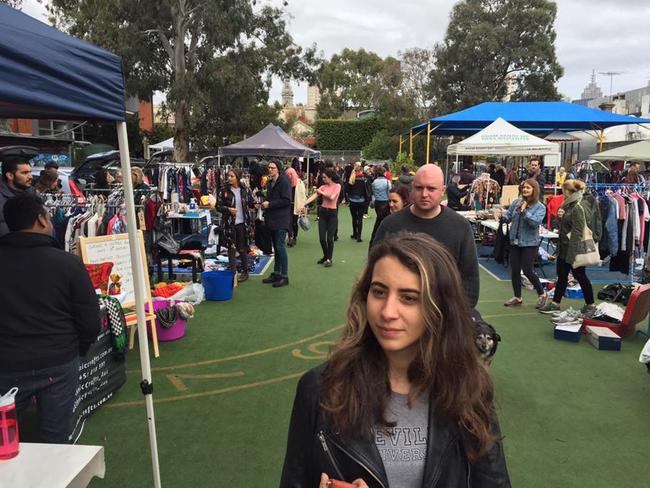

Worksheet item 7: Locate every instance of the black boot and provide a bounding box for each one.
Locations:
[272,277,289,288]
[262,274,280,284]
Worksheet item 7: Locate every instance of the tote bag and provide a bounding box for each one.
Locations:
[569,205,600,268]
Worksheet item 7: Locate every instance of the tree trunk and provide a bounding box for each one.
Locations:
[172,0,190,163]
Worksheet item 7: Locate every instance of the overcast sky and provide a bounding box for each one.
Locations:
[21,0,650,106]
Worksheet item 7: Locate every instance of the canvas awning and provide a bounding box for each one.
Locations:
[219,123,320,158]
[590,140,650,162]
[544,131,581,142]
[447,118,560,157]
[410,102,650,136]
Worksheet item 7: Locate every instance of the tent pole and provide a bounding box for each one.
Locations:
[399,134,404,157]
[599,129,605,152]
[409,129,414,160]
[116,122,162,488]
[425,122,431,165]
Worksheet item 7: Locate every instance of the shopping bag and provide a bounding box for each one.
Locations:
[298,213,311,231]
[570,205,600,268]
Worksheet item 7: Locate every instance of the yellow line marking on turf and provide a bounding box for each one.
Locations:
[291,340,334,360]
[482,312,539,319]
[107,371,305,408]
[127,325,344,374]
[167,371,245,391]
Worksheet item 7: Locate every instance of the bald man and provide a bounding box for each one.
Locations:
[372,164,479,307]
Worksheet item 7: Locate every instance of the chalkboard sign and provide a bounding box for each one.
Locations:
[79,231,151,308]
[68,305,127,442]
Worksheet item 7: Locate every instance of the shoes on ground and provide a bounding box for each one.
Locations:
[539,301,561,313]
[317,257,327,264]
[237,273,248,283]
[272,277,289,288]
[350,234,356,239]
[536,293,549,309]
[363,214,370,219]
[580,304,597,318]
[262,274,280,284]
[504,297,523,307]
[323,259,332,268]
[287,239,296,247]
[356,238,363,242]
[551,307,580,322]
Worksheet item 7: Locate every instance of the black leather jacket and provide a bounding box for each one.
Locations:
[280,365,510,488]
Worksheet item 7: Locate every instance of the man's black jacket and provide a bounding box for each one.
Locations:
[0,232,100,371]
[264,173,292,231]
[280,365,511,488]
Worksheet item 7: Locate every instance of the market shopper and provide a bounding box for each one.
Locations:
[369,165,392,245]
[396,163,414,191]
[526,158,546,189]
[497,179,548,308]
[388,185,410,214]
[539,179,596,315]
[94,167,115,190]
[262,160,292,287]
[34,167,59,195]
[446,174,469,211]
[302,168,341,267]
[218,168,255,283]
[0,193,100,443]
[0,146,37,237]
[373,164,480,308]
[621,161,645,184]
[280,233,510,488]
[347,162,371,242]
[285,160,300,247]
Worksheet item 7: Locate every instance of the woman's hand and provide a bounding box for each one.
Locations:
[319,473,368,488]
[518,201,528,212]
[228,207,237,216]
[262,201,270,209]
[557,208,565,218]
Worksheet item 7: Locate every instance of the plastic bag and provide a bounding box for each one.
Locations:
[169,283,205,305]
[298,213,311,231]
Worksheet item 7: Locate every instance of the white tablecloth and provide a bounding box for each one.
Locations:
[0,443,105,488]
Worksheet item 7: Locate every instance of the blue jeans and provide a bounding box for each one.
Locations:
[0,357,80,444]
[271,228,289,278]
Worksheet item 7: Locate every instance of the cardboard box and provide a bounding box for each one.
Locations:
[586,326,621,351]
[554,323,582,342]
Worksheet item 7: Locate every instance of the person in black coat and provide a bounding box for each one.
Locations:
[261,160,292,287]
[0,193,100,443]
[446,174,469,211]
[280,233,510,487]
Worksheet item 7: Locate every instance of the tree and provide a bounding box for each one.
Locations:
[47,0,318,161]
[430,0,563,114]
[399,48,436,120]
[316,48,410,119]
[0,0,23,7]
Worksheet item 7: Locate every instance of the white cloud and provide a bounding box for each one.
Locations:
[19,0,650,108]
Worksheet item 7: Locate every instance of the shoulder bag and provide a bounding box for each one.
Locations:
[569,204,600,268]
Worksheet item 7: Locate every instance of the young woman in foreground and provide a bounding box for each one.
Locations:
[280,233,510,488]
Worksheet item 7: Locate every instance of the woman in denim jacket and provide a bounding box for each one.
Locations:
[498,179,548,307]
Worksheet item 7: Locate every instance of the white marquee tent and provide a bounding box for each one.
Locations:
[447,117,560,159]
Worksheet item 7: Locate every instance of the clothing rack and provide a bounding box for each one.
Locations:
[586,182,649,285]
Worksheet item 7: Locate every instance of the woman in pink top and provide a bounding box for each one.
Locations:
[302,168,341,267]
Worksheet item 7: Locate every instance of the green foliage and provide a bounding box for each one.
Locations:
[314,117,381,150]
[393,152,416,175]
[362,130,399,160]
[48,0,318,160]
[430,0,563,113]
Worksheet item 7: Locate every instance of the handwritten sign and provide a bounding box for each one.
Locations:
[79,231,149,308]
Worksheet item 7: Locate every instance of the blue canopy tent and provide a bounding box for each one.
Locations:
[404,102,650,164]
[0,5,161,485]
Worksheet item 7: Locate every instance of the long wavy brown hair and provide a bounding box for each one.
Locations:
[321,232,496,462]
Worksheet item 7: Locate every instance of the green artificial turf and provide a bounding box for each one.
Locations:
[81,209,650,487]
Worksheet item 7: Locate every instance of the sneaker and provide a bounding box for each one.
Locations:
[580,304,597,318]
[539,301,561,314]
[237,273,248,283]
[551,308,581,323]
[550,306,576,318]
[262,274,280,284]
[317,257,327,264]
[554,319,583,327]
[553,312,582,324]
[536,294,549,309]
[504,297,523,307]
[323,259,332,268]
